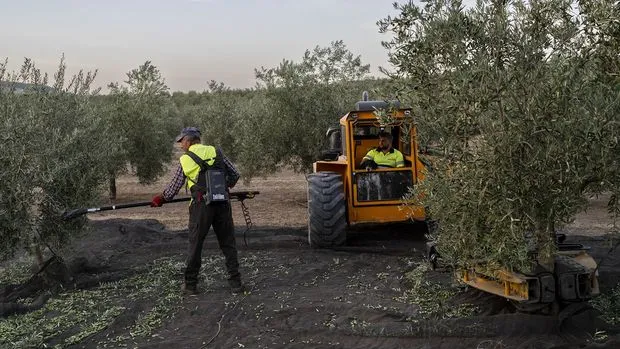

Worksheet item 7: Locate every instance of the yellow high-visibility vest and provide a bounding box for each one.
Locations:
[363,148,405,168]
[179,144,217,190]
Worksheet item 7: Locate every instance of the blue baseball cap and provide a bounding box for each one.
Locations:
[175,127,201,142]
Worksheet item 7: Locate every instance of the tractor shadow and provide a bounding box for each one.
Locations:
[336,221,430,256]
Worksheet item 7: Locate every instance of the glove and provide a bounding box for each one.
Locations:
[151,195,165,207]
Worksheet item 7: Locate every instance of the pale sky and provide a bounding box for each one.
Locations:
[1,0,473,92]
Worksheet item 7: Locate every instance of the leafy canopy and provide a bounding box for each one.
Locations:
[379,0,620,271]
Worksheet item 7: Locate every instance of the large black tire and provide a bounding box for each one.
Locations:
[307,172,347,248]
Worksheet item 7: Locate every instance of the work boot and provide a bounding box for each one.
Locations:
[228,278,247,294]
[182,283,199,296]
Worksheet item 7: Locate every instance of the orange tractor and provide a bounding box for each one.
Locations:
[306,93,427,247]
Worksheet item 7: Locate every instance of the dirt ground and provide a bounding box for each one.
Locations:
[87,160,310,231]
[1,162,620,349]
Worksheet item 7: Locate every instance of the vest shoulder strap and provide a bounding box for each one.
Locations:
[185,150,209,171]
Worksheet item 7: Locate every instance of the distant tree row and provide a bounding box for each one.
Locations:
[173,40,394,178]
[0,40,387,261]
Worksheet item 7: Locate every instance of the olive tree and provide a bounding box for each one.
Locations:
[170,42,393,181]
[104,61,180,199]
[178,81,252,158]
[251,40,373,174]
[379,0,619,272]
[0,57,119,261]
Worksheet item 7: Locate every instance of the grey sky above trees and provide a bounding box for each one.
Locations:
[0,0,475,92]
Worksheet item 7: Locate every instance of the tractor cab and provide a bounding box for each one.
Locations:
[307,94,427,248]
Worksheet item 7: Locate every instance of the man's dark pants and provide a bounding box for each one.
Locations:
[185,200,240,288]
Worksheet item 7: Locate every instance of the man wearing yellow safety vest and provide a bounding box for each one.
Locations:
[150,127,245,295]
[360,131,405,169]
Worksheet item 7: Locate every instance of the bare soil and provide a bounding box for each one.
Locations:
[88,163,310,231]
[1,163,619,349]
